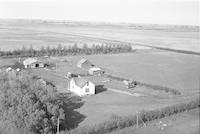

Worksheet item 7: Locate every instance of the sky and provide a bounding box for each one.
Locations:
[0,0,199,25]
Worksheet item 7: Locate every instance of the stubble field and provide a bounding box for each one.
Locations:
[0,19,199,52]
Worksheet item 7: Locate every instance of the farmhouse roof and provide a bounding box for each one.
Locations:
[11,62,25,70]
[23,58,37,65]
[78,58,87,64]
[89,67,102,71]
[72,77,91,88]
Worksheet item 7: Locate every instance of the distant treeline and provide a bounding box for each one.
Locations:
[0,43,133,57]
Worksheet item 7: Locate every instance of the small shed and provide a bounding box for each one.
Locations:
[68,77,95,97]
[65,72,78,79]
[123,79,137,89]
[88,67,105,76]
[77,58,94,69]
[6,67,12,72]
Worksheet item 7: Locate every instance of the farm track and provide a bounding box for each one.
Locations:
[35,69,66,79]
[107,88,145,97]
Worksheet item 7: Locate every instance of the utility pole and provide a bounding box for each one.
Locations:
[199,75,200,91]
[136,111,146,128]
[139,112,146,127]
[57,117,59,134]
[56,63,57,72]
[136,111,138,129]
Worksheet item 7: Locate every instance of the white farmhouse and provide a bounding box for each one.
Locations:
[68,77,95,97]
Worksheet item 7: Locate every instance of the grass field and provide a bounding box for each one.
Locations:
[66,51,200,93]
[109,108,199,134]
[27,50,200,93]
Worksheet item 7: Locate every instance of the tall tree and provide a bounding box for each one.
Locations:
[29,45,34,57]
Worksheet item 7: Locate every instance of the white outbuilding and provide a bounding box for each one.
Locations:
[88,67,105,76]
[68,77,95,97]
[23,58,44,68]
[77,58,94,69]
[6,67,12,72]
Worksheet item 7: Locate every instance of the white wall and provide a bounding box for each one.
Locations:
[69,79,95,97]
[82,81,95,96]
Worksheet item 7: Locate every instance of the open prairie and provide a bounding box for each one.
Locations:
[0,19,199,132]
[0,19,199,52]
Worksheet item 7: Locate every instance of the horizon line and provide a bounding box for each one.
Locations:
[0,18,199,27]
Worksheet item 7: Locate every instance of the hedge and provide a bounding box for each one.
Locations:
[136,81,181,95]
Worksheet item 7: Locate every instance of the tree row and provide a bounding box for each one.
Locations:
[0,43,133,57]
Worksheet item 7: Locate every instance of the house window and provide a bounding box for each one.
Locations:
[87,82,89,86]
[85,88,89,92]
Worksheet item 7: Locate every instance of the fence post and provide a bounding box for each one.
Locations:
[57,117,59,134]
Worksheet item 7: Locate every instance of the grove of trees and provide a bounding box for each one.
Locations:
[0,43,133,57]
[0,71,66,134]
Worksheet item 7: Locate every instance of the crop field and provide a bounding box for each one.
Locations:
[0,19,199,52]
